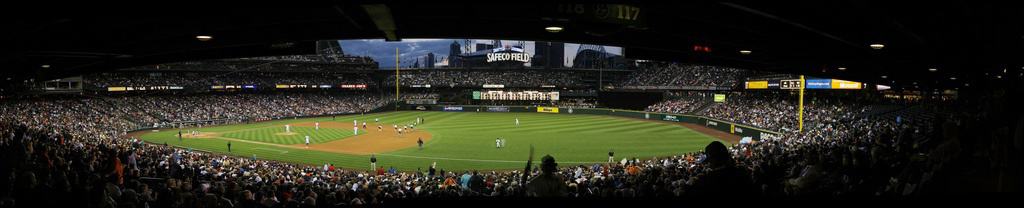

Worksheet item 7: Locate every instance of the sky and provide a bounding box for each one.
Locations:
[338,39,623,69]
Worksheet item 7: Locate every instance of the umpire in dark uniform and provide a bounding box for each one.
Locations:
[370,154,378,171]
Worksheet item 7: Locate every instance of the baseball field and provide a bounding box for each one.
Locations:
[137,111,727,171]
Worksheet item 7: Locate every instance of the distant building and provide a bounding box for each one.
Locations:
[449,41,462,67]
[425,53,435,68]
[532,41,565,69]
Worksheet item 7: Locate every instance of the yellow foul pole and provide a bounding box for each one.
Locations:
[798,75,805,132]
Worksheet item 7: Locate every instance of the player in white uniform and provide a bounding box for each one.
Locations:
[305,135,310,148]
[362,122,366,129]
[285,124,291,133]
[315,122,320,130]
[515,117,520,127]
[496,138,502,149]
[354,126,359,135]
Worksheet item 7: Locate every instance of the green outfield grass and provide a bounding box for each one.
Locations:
[139,111,722,171]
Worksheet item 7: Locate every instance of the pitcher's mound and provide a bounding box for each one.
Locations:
[275,132,298,136]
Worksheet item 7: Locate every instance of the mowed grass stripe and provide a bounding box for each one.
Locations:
[588,121,669,133]
[482,117,621,132]
[537,119,640,133]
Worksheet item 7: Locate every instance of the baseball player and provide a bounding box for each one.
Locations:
[377,125,382,132]
[305,135,311,148]
[375,118,379,123]
[418,137,424,150]
[608,150,615,163]
[496,138,502,149]
[354,126,359,135]
[362,122,367,129]
[315,122,320,130]
[353,119,357,127]
[285,124,291,133]
[515,117,520,127]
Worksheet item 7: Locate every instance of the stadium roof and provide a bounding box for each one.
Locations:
[3,2,1022,89]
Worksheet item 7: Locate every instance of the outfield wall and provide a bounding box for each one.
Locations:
[403,104,782,140]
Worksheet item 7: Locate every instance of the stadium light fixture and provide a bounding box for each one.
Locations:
[928,68,937,72]
[41,64,50,68]
[949,77,957,80]
[196,35,213,41]
[881,75,887,79]
[545,26,564,33]
[870,43,885,49]
[739,50,752,55]
[837,67,846,71]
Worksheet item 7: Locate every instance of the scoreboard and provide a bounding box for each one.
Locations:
[476,91,559,101]
[780,79,802,89]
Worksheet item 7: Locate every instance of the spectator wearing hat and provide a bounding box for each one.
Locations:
[527,155,568,197]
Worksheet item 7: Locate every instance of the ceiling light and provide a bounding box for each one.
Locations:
[949,77,957,80]
[544,26,563,33]
[881,75,887,79]
[41,65,50,68]
[928,68,937,72]
[869,43,885,49]
[996,75,1002,79]
[196,35,213,41]
[739,50,752,55]
[837,67,846,71]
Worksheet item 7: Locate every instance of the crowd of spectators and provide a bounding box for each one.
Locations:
[0,89,969,207]
[557,98,598,109]
[120,56,377,73]
[620,63,747,88]
[645,91,715,115]
[86,71,374,89]
[233,54,376,67]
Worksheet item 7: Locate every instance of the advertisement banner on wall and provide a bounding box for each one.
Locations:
[663,115,679,122]
[745,81,768,89]
[831,79,863,89]
[714,94,726,102]
[805,79,832,89]
[707,120,718,126]
[536,107,559,113]
[442,106,464,111]
[487,106,510,112]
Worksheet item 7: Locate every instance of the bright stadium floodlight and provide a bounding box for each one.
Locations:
[41,64,50,68]
[196,35,213,41]
[929,68,937,72]
[545,26,564,33]
[739,50,752,55]
[838,67,847,71]
[870,43,885,49]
